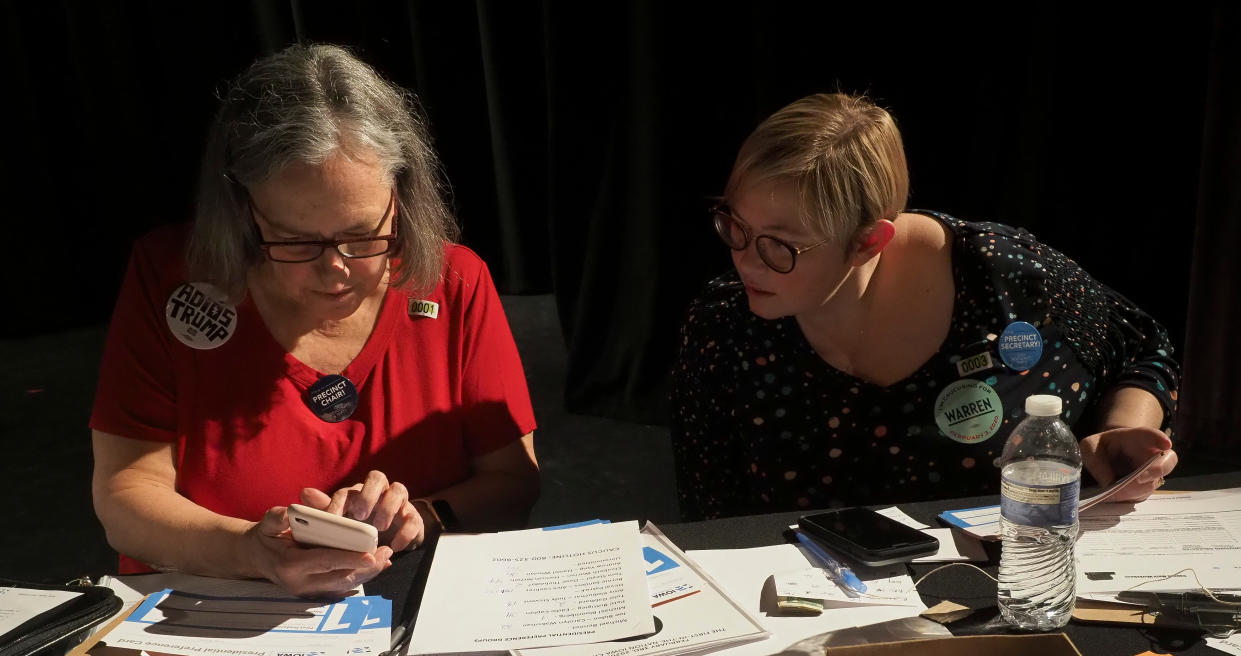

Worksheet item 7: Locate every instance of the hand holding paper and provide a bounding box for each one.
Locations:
[1080,427,1175,503]
[940,451,1172,540]
[1079,449,1171,511]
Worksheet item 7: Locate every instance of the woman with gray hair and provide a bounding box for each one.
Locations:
[90,44,539,597]
[673,92,1178,521]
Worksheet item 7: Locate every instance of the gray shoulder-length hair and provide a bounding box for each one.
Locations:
[188,43,458,299]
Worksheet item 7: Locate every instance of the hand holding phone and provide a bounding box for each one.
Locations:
[799,507,939,566]
[287,503,379,553]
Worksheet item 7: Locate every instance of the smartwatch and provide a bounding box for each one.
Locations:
[431,499,460,533]
[415,498,461,534]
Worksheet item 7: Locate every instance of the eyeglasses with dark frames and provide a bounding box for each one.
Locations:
[711,204,829,274]
[250,190,399,263]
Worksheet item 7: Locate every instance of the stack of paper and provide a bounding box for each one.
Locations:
[1076,487,1241,599]
[88,588,390,656]
[409,520,768,656]
[514,524,769,656]
[688,544,927,656]
[410,520,654,653]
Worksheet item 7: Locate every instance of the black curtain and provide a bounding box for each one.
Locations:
[1178,2,1241,449]
[8,3,1234,438]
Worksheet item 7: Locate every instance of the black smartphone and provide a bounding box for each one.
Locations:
[799,507,939,566]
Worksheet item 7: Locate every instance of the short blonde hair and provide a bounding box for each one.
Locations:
[726,93,909,244]
[189,44,458,300]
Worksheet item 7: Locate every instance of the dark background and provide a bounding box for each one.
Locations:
[4,2,1240,579]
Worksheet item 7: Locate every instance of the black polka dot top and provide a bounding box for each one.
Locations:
[671,210,1179,521]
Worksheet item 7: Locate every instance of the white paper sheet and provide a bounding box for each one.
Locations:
[1207,631,1241,655]
[409,520,655,653]
[912,528,988,563]
[874,507,931,530]
[687,545,924,656]
[0,586,82,636]
[1076,488,1241,594]
[772,563,922,608]
[515,524,768,656]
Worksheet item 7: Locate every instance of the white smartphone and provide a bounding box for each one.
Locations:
[287,504,379,553]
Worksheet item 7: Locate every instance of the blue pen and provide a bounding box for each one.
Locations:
[794,530,868,596]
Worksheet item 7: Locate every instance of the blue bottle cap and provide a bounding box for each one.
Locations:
[998,321,1043,371]
[303,374,359,423]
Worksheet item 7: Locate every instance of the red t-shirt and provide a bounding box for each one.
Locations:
[91,225,537,573]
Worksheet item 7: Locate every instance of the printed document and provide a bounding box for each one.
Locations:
[1076,488,1241,594]
[0,586,82,636]
[1206,631,1241,656]
[409,520,655,653]
[772,566,921,608]
[687,545,924,656]
[515,523,768,656]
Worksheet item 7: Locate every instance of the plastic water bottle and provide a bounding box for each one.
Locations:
[996,394,1081,630]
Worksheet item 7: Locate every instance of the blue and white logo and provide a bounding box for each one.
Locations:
[998,321,1043,371]
[643,546,679,575]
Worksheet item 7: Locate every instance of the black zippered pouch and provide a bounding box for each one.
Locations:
[0,579,122,656]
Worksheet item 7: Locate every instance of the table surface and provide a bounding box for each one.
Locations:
[371,470,1241,656]
[656,470,1241,656]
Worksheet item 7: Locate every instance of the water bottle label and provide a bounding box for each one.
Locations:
[1001,477,1080,526]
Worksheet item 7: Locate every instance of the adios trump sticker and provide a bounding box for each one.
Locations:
[934,379,1004,444]
[303,374,359,423]
[166,282,236,349]
[998,321,1043,371]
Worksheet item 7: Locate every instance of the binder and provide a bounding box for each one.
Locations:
[0,579,121,656]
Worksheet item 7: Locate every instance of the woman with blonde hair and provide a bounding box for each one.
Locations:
[672,93,1177,520]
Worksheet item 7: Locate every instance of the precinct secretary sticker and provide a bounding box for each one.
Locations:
[998,321,1043,371]
[934,379,1003,444]
[165,282,236,349]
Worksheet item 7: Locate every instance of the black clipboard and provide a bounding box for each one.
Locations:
[0,578,122,656]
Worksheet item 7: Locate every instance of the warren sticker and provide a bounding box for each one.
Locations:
[166,282,236,349]
[934,379,1004,444]
[998,321,1043,371]
[408,299,440,319]
[303,374,359,423]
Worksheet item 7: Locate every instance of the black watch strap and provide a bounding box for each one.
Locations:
[430,498,460,532]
